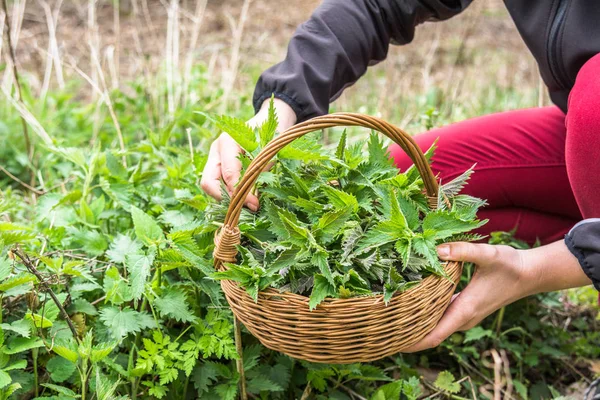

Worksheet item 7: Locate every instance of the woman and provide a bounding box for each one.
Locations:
[201,0,600,367]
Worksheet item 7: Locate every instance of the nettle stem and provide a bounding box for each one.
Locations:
[233,316,247,400]
[33,347,39,397]
[495,306,506,337]
[80,362,89,400]
[131,297,148,400]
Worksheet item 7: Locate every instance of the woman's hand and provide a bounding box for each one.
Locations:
[200,98,297,211]
[403,240,592,352]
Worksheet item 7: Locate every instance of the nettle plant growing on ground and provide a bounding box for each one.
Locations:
[208,101,488,308]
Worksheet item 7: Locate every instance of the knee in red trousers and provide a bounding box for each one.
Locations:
[565,53,600,218]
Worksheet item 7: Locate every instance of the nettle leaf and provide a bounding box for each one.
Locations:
[41,383,81,398]
[0,273,37,292]
[390,192,408,228]
[422,211,487,241]
[372,381,402,400]
[451,195,487,221]
[262,201,300,239]
[440,164,476,198]
[125,250,155,301]
[1,320,31,338]
[279,162,311,198]
[154,288,197,323]
[289,196,325,215]
[311,251,333,285]
[258,96,278,146]
[306,366,336,392]
[215,383,239,400]
[279,134,328,161]
[99,307,156,340]
[412,235,443,274]
[367,132,391,166]
[4,336,44,354]
[341,222,363,260]
[395,238,412,268]
[0,370,11,390]
[46,356,77,383]
[357,220,406,254]
[247,375,283,394]
[105,151,128,180]
[192,362,221,394]
[398,197,420,231]
[278,213,312,247]
[434,370,461,394]
[464,326,493,343]
[266,249,298,275]
[130,205,164,245]
[309,274,336,310]
[103,267,132,305]
[159,209,194,228]
[169,230,213,276]
[315,208,352,244]
[208,114,257,153]
[320,185,359,213]
[402,376,423,400]
[0,256,11,281]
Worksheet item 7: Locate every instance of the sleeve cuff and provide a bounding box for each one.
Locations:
[253,91,306,122]
[565,218,600,291]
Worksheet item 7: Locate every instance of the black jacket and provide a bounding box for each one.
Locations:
[566,220,600,291]
[252,0,600,289]
[253,0,600,121]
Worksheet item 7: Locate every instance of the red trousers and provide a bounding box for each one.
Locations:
[390,53,600,245]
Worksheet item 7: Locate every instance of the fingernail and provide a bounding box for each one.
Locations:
[247,203,258,212]
[437,245,450,258]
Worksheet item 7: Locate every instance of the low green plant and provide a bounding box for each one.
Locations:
[0,74,597,399]
[209,101,487,308]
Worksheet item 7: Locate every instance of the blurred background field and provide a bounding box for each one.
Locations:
[2,0,545,171]
[0,1,598,399]
[12,0,540,120]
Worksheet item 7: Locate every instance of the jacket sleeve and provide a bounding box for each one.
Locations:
[253,0,472,122]
[565,219,600,291]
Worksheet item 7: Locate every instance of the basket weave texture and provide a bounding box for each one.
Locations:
[214,113,463,364]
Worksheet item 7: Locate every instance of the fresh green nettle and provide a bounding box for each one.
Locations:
[208,101,488,309]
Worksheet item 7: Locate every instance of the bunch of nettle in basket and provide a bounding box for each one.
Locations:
[207,102,487,310]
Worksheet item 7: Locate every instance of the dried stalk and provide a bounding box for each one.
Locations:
[12,247,79,340]
[1,0,31,160]
[220,0,251,113]
[300,382,312,400]
[112,0,120,89]
[0,165,43,194]
[39,0,65,103]
[89,46,127,166]
[181,0,206,107]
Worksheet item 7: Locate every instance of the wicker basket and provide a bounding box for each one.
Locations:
[213,113,462,364]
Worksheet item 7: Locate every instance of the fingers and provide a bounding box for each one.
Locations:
[437,242,500,266]
[201,134,259,212]
[245,191,260,212]
[219,134,243,196]
[218,134,259,211]
[402,291,476,353]
[200,140,223,201]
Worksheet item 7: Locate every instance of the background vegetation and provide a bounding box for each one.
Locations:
[0,0,598,399]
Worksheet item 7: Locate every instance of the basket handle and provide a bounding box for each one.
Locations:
[214,112,439,265]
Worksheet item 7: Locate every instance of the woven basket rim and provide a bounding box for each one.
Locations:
[221,260,461,307]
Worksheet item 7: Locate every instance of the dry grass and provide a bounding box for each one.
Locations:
[7,0,539,125]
